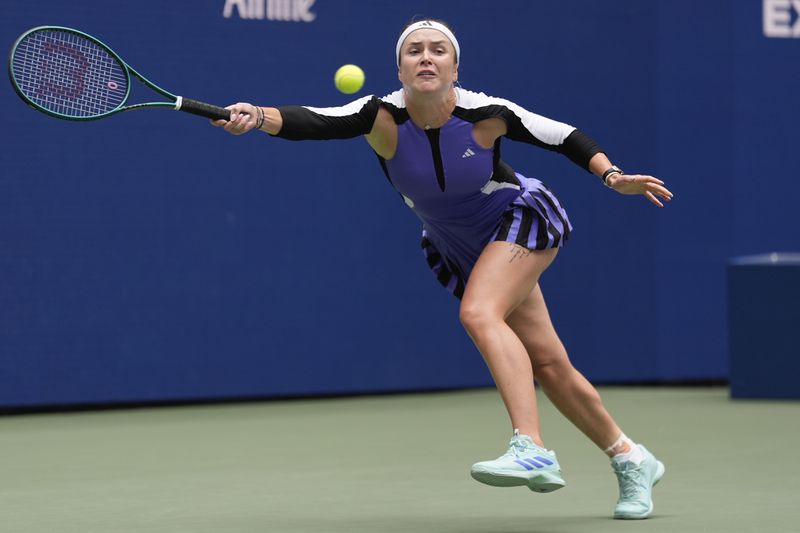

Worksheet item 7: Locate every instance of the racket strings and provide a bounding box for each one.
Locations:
[11,30,128,118]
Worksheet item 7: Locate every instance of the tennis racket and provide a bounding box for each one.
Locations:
[7,26,231,121]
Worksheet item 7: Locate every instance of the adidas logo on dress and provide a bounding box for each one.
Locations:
[462,148,476,158]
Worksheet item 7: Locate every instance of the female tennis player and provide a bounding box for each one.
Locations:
[213,19,672,520]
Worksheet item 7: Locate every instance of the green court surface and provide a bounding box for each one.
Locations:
[1,387,798,533]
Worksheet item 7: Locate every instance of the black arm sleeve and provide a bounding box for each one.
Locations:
[499,107,604,172]
[559,129,605,170]
[273,95,381,141]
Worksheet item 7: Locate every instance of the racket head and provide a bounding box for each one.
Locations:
[8,26,131,120]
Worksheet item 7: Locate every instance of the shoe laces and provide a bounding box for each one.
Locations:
[502,435,535,458]
[614,462,645,500]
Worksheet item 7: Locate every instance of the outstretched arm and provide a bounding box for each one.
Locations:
[488,97,673,207]
[457,90,675,207]
[211,96,381,140]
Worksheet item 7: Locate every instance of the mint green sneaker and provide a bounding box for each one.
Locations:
[470,431,566,493]
[612,445,665,519]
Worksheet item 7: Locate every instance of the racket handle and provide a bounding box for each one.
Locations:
[177,97,231,121]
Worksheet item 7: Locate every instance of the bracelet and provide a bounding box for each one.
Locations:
[602,165,623,187]
[254,105,264,130]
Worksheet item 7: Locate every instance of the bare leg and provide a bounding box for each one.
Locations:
[505,284,668,519]
[506,284,622,451]
[459,243,558,447]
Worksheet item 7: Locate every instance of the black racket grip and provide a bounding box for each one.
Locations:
[178,97,231,121]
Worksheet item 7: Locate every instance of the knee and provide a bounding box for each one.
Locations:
[459,301,502,337]
[532,357,573,389]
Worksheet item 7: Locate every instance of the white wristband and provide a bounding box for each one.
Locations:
[603,171,621,188]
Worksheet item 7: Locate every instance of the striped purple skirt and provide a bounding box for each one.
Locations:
[421,175,572,299]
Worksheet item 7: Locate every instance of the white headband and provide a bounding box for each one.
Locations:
[395,21,460,65]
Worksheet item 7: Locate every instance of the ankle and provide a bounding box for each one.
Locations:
[513,428,545,448]
[604,433,635,457]
[605,434,646,465]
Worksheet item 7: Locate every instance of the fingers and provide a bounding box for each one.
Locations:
[626,175,664,187]
[654,185,673,201]
[227,103,252,122]
[610,174,674,206]
[224,103,257,134]
[210,103,257,135]
[608,174,659,189]
[644,181,673,201]
[643,178,674,203]
[645,191,664,207]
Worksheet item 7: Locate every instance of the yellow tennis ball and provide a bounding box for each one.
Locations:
[334,64,365,94]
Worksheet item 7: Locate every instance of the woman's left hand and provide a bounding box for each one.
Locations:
[606,173,674,207]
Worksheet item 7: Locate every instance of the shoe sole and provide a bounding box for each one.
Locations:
[470,470,566,493]
[613,460,666,520]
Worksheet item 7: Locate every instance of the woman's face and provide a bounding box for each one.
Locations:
[398,28,458,94]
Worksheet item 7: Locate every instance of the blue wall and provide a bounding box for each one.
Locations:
[1,1,797,408]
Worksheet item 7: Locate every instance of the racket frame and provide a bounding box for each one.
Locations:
[8,26,226,121]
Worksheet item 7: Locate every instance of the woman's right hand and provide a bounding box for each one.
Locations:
[211,102,261,135]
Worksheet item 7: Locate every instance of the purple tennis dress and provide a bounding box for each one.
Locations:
[385,112,572,299]
[275,87,602,299]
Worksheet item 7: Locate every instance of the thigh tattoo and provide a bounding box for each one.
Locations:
[508,243,533,263]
